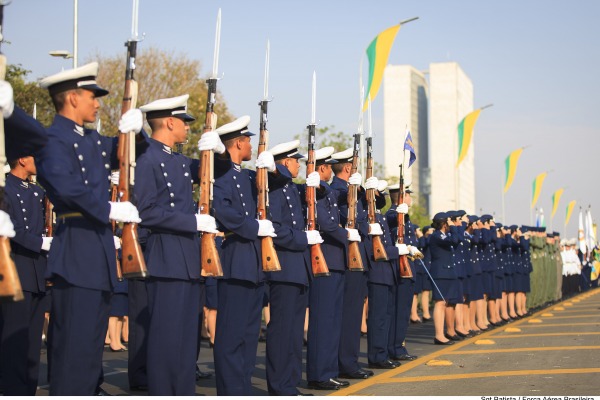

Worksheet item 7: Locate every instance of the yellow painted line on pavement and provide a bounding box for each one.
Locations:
[541,313,554,317]
[426,359,453,366]
[518,322,598,328]
[492,332,600,339]
[474,339,495,345]
[528,319,543,323]
[534,314,598,320]
[504,327,521,332]
[382,368,600,384]
[553,306,565,310]
[452,345,600,355]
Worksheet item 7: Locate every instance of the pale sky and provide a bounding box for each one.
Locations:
[5,0,600,237]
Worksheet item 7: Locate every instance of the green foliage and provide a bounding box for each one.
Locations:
[6,64,54,126]
[92,47,234,159]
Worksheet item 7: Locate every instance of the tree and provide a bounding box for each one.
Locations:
[6,64,54,126]
[93,47,234,159]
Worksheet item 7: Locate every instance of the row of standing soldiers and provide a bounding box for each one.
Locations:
[0,61,425,396]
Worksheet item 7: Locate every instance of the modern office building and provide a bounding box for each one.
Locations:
[383,65,429,211]
[383,61,475,215]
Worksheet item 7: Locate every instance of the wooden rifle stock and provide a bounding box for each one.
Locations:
[198,78,223,277]
[110,185,124,281]
[44,196,54,238]
[117,37,148,280]
[306,124,329,277]
[0,5,24,302]
[346,134,364,271]
[365,137,387,261]
[397,165,413,278]
[257,100,281,272]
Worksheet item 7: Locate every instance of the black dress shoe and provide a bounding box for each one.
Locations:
[94,387,111,396]
[434,338,455,345]
[368,359,399,369]
[307,379,343,390]
[422,316,432,322]
[456,330,473,338]
[109,346,127,352]
[331,378,349,387]
[196,369,213,380]
[393,354,418,361]
[444,333,462,341]
[359,368,374,377]
[470,329,482,336]
[339,370,370,379]
[129,385,148,392]
[410,318,422,324]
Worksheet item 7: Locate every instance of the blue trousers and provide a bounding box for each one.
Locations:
[266,281,308,395]
[214,279,264,396]
[0,291,46,395]
[146,278,200,396]
[48,277,110,395]
[306,271,344,382]
[338,270,367,374]
[367,283,394,364]
[127,278,149,388]
[388,278,414,357]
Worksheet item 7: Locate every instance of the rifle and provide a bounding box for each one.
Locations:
[116,0,147,279]
[110,184,123,281]
[0,2,23,302]
[44,196,54,238]
[256,41,281,272]
[365,135,387,261]
[397,164,413,278]
[346,132,364,271]
[198,9,223,277]
[305,71,329,277]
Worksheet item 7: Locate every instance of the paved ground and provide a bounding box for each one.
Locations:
[35,287,600,396]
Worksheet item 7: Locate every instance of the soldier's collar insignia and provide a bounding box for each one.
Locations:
[20,181,29,188]
[162,145,172,154]
[233,163,241,172]
[73,124,84,136]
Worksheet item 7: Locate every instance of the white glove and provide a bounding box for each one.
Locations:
[365,176,379,190]
[407,245,422,256]
[377,180,388,192]
[257,219,277,237]
[41,237,53,251]
[255,151,276,172]
[346,228,361,242]
[109,201,142,223]
[118,108,143,134]
[110,171,120,186]
[197,130,226,154]
[0,210,15,238]
[196,213,219,233]
[348,172,362,186]
[0,81,14,119]
[396,203,409,214]
[369,223,383,235]
[305,172,320,188]
[306,230,324,245]
[113,236,121,250]
[396,243,410,255]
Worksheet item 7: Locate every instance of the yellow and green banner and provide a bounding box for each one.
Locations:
[456,109,481,167]
[531,172,547,209]
[565,200,576,226]
[363,24,401,111]
[503,147,524,193]
[551,188,564,218]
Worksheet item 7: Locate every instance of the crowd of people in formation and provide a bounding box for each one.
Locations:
[0,61,598,396]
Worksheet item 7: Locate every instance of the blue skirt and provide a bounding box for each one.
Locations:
[466,273,484,301]
[432,278,463,305]
[110,293,128,317]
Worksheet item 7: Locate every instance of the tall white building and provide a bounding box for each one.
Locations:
[428,62,475,214]
[383,65,429,210]
[383,61,476,216]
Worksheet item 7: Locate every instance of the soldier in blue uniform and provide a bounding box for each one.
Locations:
[366,180,408,370]
[429,212,460,345]
[329,148,386,375]
[261,140,322,395]
[306,147,358,390]
[385,183,421,361]
[0,155,50,395]
[212,116,276,396]
[133,95,220,395]
[36,62,142,395]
